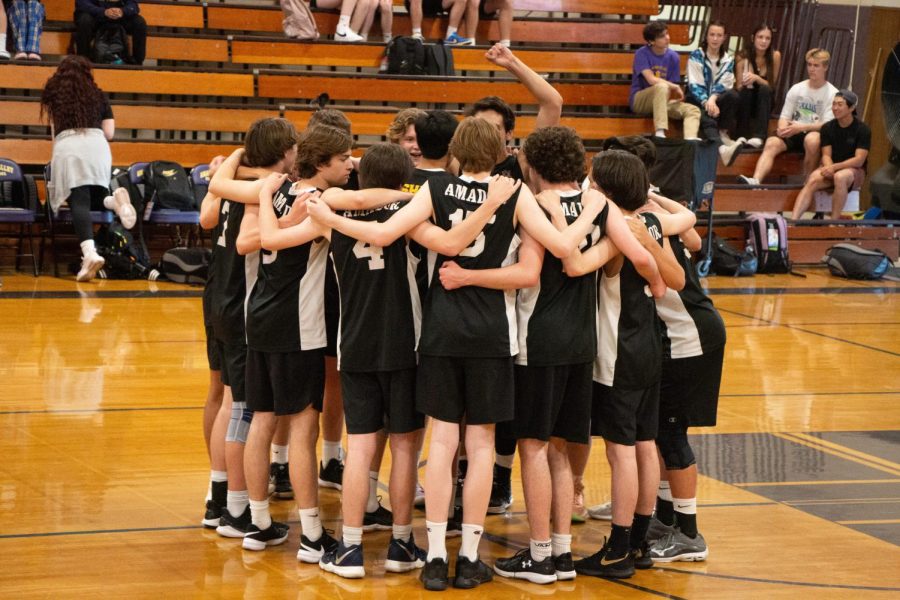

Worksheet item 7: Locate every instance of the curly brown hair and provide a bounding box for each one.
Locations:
[522,126,585,184]
[40,55,106,131]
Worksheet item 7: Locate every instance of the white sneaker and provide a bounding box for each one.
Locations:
[0,49,10,60]
[738,174,760,186]
[746,137,763,149]
[718,141,741,167]
[104,187,137,229]
[76,252,105,282]
[334,29,364,43]
[411,33,425,41]
[587,501,612,521]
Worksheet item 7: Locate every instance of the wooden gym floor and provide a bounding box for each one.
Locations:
[1,269,898,598]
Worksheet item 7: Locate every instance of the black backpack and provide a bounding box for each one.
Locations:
[425,42,455,76]
[822,243,892,279]
[144,161,196,211]
[160,247,211,284]
[92,22,128,64]
[700,233,757,276]
[385,36,426,75]
[94,221,153,279]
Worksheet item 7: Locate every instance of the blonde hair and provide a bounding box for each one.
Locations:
[805,48,830,67]
[449,117,505,173]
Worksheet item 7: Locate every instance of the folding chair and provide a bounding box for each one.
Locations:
[0,158,40,276]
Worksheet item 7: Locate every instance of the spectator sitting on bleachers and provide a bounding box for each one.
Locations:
[322,0,383,43]
[447,0,513,47]
[790,90,871,220]
[0,3,9,59]
[74,0,147,65]
[734,23,781,149]
[5,0,45,60]
[686,20,740,163]
[406,0,467,42]
[738,48,837,186]
[630,21,701,140]
[358,0,393,43]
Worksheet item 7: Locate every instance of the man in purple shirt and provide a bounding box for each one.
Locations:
[630,21,700,139]
[74,0,146,65]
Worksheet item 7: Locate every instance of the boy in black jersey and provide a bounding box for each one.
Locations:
[199,119,299,538]
[307,118,609,591]
[555,150,685,580]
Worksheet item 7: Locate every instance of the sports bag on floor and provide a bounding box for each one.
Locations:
[160,247,211,284]
[281,0,319,40]
[701,233,757,276]
[822,244,892,279]
[746,213,790,273]
[145,161,195,211]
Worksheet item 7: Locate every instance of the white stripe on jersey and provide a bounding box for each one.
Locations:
[515,278,540,366]
[243,250,260,346]
[594,272,621,386]
[297,239,329,351]
[502,233,522,356]
[656,288,704,359]
[406,246,423,351]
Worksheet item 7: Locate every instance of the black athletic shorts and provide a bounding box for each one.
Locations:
[206,326,222,371]
[591,381,660,445]
[512,363,592,444]
[342,368,424,435]
[416,355,514,425]
[245,348,325,416]
[659,347,724,428]
[479,0,498,18]
[216,339,248,404]
[783,132,808,153]
[404,0,450,17]
[324,259,339,357]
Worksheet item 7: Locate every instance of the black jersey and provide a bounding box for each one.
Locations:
[418,172,521,358]
[207,200,260,345]
[655,234,726,359]
[402,167,446,195]
[403,167,448,298]
[595,212,663,390]
[517,191,609,366]
[492,153,524,181]
[245,181,329,353]
[330,201,422,372]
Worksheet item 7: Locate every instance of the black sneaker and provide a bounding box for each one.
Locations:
[385,534,426,573]
[494,548,557,584]
[319,540,365,579]
[574,538,634,579]
[202,499,223,529]
[318,458,344,490]
[632,540,653,570]
[487,466,512,514]
[554,552,576,581]
[216,505,252,538]
[297,530,339,563]
[269,462,293,499]
[447,506,462,538]
[453,555,493,589]
[362,499,393,532]
[242,521,289,551]
[420,557,449,591]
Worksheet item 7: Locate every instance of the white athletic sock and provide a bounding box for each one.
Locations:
[495,453,515,469]
[271,444,288,464]
[413,27,423,37]
[80,239,96,258]
[299,507,323,541]
[366,471,380,513]
[500,39,511,48]
[0,34,6,49]
[342,525,363,547]
[530,539,552,561]
[226,490,249,518]
[383,32,392,43]
[393,522,412,542]
[448,482,458,518]
[459,523,483,561]
[658,480,673,502]
[337,15,351,35]
[445,26,457,38]
[551,532,572,557]
[673,497,697,515]
[655,129,666,138]
[425,520,448,561]
[322,440,342,465]
[249,499,271,530]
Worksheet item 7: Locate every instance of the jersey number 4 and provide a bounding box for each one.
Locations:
[353,240,385,270]
[449,208,495,258]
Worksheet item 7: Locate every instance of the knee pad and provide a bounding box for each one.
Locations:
[225,402,254,444]
[656,427,695,471]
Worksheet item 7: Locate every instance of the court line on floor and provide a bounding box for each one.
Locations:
[716,307,900,357]
[653,566,900,592]
[837,519,900,525]
[0,525,200,539]
[734,479,900,487]
[775,432,900,477]
[706,286,900,296]
[789,432,900,472]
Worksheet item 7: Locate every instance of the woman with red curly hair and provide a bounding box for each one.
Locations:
[41,55,130,281]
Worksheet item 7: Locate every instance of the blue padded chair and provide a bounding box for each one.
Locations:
[0,158,40,276]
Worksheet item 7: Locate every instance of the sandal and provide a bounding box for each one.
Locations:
[14,52,28,60]
[27,53,42,61]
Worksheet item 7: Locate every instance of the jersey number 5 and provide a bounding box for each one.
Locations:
[448,209,495,258]
[353,240,385,270]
